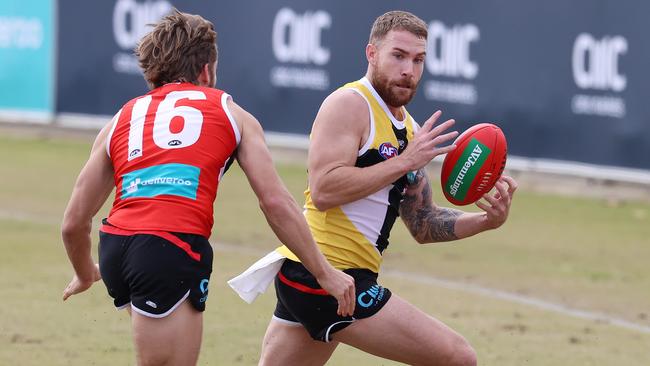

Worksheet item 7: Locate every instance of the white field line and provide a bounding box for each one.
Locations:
[0,209,61,225]
[382,269,650,335]
[2,209,648,335]
[215,242,650,335]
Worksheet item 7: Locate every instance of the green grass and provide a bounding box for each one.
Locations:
[1,132,649,365]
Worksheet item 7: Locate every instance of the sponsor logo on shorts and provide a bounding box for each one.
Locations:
[121,163,200,200]
[145,300,157,309]
[199,279,209,303]
[357,285,385,308]
[378,142,398,160]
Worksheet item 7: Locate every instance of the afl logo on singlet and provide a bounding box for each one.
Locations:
[378,143,398,160]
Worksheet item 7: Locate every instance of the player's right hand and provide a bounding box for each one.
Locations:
[476,175,517,229]
[62,263,101,301]
[316,268,356,317]
[400,110,458,171]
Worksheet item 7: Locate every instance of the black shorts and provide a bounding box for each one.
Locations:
[98,220,213,318]
[274,259,392,342]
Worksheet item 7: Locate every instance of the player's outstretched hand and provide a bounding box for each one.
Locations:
[400,110,458,171]
[476,175,518,229]
[63,263,101,301]
[315,268,356,317]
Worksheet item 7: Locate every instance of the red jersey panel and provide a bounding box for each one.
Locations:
[106,82,240,238]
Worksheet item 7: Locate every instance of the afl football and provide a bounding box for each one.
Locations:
[441,123,507,206]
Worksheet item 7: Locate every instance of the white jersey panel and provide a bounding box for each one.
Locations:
[339,185,391,253]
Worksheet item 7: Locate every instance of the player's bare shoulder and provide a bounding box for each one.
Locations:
[315,87,369,133]
[324,88,368,117]
[224,96,259,136]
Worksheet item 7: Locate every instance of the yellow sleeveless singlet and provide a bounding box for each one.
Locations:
[277,77,417,273]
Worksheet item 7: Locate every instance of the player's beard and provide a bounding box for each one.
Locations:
[370,71,419,108]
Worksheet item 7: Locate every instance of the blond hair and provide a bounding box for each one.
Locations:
[369,10,427,45]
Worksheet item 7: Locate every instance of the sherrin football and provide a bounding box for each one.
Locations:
[440,123,507,206]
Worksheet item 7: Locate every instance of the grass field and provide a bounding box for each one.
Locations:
[1,131,649,365]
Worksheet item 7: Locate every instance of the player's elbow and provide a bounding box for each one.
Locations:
[310,191,335,211]
[404,224,429,244]
[259,193,292,218]
[61,215,91,242]
[309,172,342,211]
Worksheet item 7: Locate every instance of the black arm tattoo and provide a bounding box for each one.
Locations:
[400,168,463,243]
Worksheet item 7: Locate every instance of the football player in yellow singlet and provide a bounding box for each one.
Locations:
[254,10,517,366]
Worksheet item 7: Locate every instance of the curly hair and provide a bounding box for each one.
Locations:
[136,10,217,89]
[369,10,428,45]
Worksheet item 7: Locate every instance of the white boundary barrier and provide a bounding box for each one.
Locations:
[264,130,650,187]
[2,112,650,190]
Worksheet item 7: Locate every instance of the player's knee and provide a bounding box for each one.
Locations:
[420,334,476,366]
[447,339,477,366]
[137,351,171,366]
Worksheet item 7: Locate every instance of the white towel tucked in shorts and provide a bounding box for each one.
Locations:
[227,250,286,303]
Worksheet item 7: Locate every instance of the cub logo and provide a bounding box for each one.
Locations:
[378,142,398,159]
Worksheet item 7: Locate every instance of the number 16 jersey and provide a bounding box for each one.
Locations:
[106,82,240,238]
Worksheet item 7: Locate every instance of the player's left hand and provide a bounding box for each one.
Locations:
[62,263,101,301]
[315,267,356,317]
[476,175,517,229]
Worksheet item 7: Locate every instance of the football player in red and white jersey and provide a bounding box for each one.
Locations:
[61,10,355,366]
